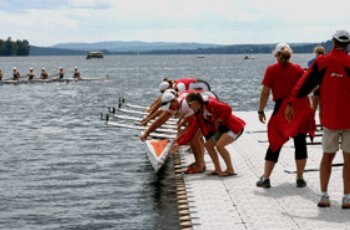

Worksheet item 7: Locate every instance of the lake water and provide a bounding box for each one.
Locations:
[0,54,313,229]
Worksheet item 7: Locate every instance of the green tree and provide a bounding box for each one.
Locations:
[0,39,4,55]
[0,37,30,56]
[2,37,16,56]
[17,39,30,56]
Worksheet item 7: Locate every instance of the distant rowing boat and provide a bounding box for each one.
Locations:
[86,51,104,59]
[243,55,255,60]
[0,76,107,85]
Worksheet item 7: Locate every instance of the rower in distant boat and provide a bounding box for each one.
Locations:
[73,66,81,79]
[58,67,64,79]
[27,68,35,80]
[12,67,20,80]
[0,68,3,80]
[39,68,49,80]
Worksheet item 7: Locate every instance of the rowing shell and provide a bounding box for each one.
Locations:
[145,139,174,172]
[0,77,107,85]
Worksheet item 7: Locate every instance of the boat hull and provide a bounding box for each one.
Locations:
[145,139,174,172]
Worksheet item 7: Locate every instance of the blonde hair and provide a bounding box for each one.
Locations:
[274,46,292,64]
[313,45,325,56]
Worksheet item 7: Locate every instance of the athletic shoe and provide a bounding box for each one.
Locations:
[256,176,271,188]
[296,178,307,188]
[317,194,330,208]
[342,196,350,209]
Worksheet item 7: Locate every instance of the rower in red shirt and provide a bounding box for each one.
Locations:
[185,92,245,176]
[140,89,217,174]
[141,77,210,125]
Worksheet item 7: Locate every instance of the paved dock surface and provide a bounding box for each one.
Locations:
[178,111,348,230]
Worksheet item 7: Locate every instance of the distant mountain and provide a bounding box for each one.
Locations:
[30,46,86,56]
[51,41,223,52]
[30,40,336,56]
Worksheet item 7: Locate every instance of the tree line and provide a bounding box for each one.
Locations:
[0,37,30,56]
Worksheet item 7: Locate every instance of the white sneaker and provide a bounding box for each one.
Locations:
[342,196,350,209]
[317,194,330,208]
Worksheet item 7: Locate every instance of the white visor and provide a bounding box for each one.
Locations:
[175,82,186,92]
[161,92,175,111]
[180,99,194,118]
[159,81,170,92]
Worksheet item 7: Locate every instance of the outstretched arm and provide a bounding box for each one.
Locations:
[258,85,270,124]
[140,111,172,141]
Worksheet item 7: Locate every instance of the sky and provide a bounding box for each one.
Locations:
[0,0,349,46]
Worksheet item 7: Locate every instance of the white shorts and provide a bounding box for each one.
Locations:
[322,128,350,153]
[211,129,243,143]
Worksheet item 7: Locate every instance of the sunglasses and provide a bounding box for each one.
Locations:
[161,101,171,106]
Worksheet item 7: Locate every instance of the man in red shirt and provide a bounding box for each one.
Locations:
[286,30,350,209]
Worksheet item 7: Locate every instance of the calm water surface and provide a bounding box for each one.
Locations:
[0,54,313,229]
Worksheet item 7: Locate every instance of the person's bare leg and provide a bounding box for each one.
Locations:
[343,152,350,194]
[205,139,223,174]
[263,160,275,179]
[215,133,234,173]
[189,130,205,171]
[320,153,336,192]
[296,158,307,179]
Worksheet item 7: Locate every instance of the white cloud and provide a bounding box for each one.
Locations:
[0,0,349,46]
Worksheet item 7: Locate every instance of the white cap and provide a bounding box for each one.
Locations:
[175,82,186,92]
[159,81,170,92]
[161,90,176,111]
[333,30,350,43]
[74,66,78,69]
[180,99,194,118]
[59,66,63,69]
[274,42,291,53]
[29,67,33,70]
[41,68,45,70]
[13,67,16,70]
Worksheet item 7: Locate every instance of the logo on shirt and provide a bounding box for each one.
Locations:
[330,73,344,78]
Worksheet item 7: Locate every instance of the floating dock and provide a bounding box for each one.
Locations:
[173,111,347,230]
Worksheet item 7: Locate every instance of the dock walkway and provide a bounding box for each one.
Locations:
[175,111,348,230]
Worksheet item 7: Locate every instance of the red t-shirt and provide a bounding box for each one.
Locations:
[177,98,245,145]
[262,62,304,101]
[290,48,350,129]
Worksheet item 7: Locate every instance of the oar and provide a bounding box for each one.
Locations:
[109,107,148,116]
[257,140,323,145]
[1,78,16,81]
[118,97,126,108]
[101,113,177,134]
[48,73,60,79]
[117,98,149,110]
[109,113,178,129]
